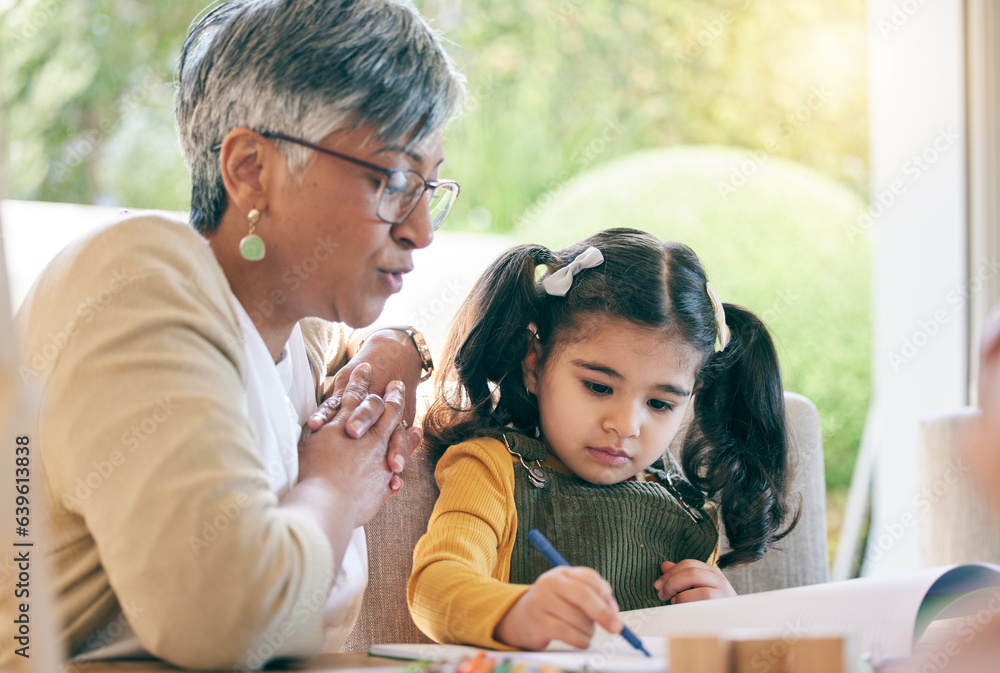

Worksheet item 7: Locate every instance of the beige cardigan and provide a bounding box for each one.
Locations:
[1,213,349,669]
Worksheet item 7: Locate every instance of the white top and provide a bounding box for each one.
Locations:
[233,298,368,653]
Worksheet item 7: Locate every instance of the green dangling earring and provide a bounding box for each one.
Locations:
[239,208,265,261]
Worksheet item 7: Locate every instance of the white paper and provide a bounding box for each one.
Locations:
[621,563,1000,662]
[371,564,1000,670]
[370,631,666,673]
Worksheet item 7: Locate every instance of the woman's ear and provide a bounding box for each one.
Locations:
[218,128,276,214]
[521,324,542,395]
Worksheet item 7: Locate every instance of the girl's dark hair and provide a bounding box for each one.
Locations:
[423,228,798,567]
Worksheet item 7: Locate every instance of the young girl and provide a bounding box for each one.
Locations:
[407,228,797,651]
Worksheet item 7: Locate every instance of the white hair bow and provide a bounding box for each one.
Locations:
[541,246,605,297]
[705,282,731,351]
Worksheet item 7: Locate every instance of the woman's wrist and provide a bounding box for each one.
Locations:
[280,476,360,561]
[355,325,434,382]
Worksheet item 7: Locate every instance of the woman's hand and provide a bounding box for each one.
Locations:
[308,329,424,481]
[295,363,418,527]
[493,566,623,651]
[654,559,737,604]
[318,328,423,427]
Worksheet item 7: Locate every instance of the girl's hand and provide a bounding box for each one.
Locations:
[654,559,737,604]
[494,566,623,651]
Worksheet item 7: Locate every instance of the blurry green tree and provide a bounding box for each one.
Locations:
[2,0,206,208]
[1,0,869,498]
[425,0,867,232]
[3,0,866,227]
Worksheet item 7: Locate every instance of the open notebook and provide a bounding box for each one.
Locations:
[371,632,666,673]
[371,562,1000,669]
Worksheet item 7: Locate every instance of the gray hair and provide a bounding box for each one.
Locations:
[175,0,465,233]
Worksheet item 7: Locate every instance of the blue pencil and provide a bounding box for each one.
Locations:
[526,529,652,658]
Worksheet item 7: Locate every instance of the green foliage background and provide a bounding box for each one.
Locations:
[2,0,869,493]
[429,0,867,233]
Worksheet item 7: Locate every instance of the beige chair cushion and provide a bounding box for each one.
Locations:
[342,391,828,651]
[917,407,1000,567]
[711,392,829,594]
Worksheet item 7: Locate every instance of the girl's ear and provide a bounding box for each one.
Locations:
[521,324,542,395]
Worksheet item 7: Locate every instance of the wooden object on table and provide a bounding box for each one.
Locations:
[668,636,730,673]
[788,635,857,673]
[730,638,789,673]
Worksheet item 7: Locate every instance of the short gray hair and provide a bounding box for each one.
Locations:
[175,0,465,233]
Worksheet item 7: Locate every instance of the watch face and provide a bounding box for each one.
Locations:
[405,327,434,380]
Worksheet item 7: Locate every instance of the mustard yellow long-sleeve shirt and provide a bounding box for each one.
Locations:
[407,437,720,649]
[408,437,526,649]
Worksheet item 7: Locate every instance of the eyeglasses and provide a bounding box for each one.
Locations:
[249,131,460,230]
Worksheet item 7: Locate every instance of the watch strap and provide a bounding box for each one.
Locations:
[358,325,434,382]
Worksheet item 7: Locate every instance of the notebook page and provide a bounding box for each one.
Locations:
[620,564,1000,661]
[369,637,666,673]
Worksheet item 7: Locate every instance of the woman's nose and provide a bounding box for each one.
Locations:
[391,194,435,250]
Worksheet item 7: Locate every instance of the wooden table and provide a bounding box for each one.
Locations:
[53,622,1000,673]
[63,653,406,672]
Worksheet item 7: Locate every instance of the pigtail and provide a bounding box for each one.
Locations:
[422,244,559,461]
[682,304,800,568]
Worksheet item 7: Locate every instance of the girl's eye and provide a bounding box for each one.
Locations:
[583,381,612,395]
[648,399,675,412]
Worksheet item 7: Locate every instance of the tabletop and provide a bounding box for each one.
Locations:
[47,620,1000,673]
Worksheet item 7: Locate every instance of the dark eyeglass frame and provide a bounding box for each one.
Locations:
[210,131,460,229]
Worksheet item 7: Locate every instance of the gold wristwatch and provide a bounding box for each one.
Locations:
[359,325,435,382]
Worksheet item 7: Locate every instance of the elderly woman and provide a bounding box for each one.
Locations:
[0,0,463,669]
